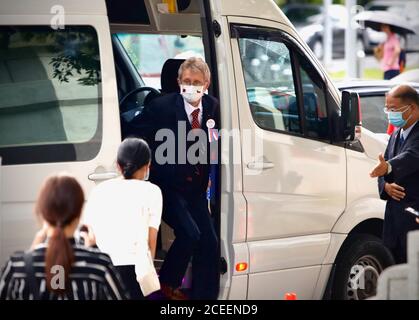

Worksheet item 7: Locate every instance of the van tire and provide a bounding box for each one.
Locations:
[331,234,394,300]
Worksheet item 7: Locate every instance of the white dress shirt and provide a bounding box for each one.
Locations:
[401,121,418,141]
[82,178,162,270]
[183,98,203,126]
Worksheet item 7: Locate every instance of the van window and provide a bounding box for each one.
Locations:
[117,34,204,88]
[0,26,102,165]
[238,37,301,134]
[298,57,328,140]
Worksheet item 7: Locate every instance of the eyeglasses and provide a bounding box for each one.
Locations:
[180,81,205,86]
[383,104,411,113]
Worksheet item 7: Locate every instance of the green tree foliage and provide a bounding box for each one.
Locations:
[0,26,100,86]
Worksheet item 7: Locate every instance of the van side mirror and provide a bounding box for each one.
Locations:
[339,90,361,142]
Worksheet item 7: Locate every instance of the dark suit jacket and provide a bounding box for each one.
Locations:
[133,93,219,194]
[378,121,419,248]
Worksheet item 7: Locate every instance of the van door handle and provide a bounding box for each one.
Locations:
[88,172,119,181]
[246,161,275,170]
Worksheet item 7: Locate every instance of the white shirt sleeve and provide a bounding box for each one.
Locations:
[148,184,163,230]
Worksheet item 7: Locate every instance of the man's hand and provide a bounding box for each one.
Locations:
[370,153,389,178]
[384,182,406,201]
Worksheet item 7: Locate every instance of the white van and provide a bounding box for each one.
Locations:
[0,0,392,300]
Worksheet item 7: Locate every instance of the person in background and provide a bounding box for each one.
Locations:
[83,138,162,299]
[0,174,128,300]
[378,24,401,80]
[370,84,419,264]
[399,35,407,74]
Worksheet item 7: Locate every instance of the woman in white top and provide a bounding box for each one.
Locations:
[83,138,162,299]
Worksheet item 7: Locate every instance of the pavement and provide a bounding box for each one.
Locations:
[324,52,419,78]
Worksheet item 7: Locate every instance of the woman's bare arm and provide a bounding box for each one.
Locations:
[148,227,158,259]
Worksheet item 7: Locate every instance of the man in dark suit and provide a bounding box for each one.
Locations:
[135,58,219,299]
[370,84,419,264]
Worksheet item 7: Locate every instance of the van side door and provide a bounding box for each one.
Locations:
[229,17,346,299]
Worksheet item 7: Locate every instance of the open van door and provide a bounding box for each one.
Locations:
[0,0,121,266]
[229,17,347,299]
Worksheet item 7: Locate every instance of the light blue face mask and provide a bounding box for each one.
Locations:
[387,105,412,128]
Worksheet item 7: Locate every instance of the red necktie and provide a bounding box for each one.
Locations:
[190,108,202,180]
[191,108,200,129]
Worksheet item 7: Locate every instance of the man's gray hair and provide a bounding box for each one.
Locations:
[178,57,211,83]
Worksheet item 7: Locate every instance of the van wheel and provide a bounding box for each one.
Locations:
[331,234,394,300]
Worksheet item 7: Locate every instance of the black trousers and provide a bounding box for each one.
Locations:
[158,189,219,300]
[384,69,400,80]
[116,265,145,300]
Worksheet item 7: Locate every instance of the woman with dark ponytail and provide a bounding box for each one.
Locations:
[0,174,128,300]
[36,175,83,295]
[83,138,163,299]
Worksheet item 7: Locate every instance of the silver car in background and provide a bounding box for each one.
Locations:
[337,79,419,140]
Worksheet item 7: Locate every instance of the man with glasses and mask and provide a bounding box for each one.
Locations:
[370,84,419,264]
[135,57,219,300]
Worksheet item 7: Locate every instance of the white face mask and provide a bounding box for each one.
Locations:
[180,85,204,104]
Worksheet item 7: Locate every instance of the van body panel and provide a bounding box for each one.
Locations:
[232,242,250,276]
[227,275,248,299]
[224,192,247,245]
[332,198,385,235]
[331,147,385,235]
[212,14,248,299]
[0,13,121,266]
[247,266,321,299]
[322,233,347,265]
[219,238,249,299]
[215,0,288,26]
[312,264,333,299]
[0,0,107,16]
[247,234,330,273]
[346,147,381,206]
